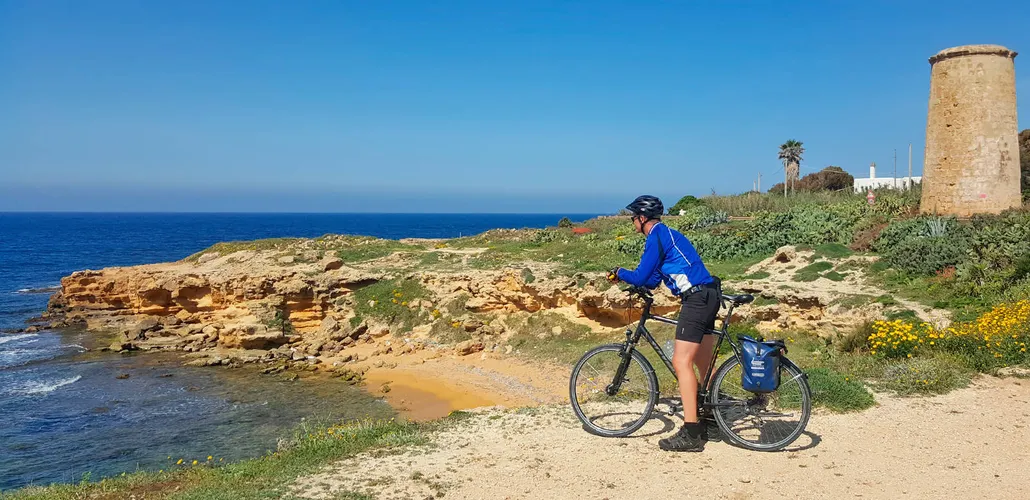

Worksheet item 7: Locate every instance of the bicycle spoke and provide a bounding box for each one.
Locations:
[571,345,658,437]
[710,357,811,451]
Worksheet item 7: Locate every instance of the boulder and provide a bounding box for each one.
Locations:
[454,340,485,356]
[773,246,797,263]
[369,325,390,338]
[239,331,288,349]
[322,257,344,272]
[277,255,296,265]
[140,317,161,331]
[319,317,340,336]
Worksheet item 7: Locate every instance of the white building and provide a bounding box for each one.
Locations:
[853,162,921,193]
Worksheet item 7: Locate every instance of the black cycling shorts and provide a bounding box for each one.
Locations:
[675,287,721,344]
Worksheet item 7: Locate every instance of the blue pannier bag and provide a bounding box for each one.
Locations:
[739,336,785,393]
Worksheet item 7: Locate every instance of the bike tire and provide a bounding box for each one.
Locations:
[569,344,659,437]
[709,356,811,451]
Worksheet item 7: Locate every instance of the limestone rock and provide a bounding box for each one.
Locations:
[455,340,485,356]
[277,255,296,265]
[319,316,340,336]
[322,257,344,272]
[196,252,220,264]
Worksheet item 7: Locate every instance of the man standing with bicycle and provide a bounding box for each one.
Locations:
[607,195,722,452]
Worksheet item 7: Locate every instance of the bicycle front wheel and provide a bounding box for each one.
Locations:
[709,356,811,451]
[569,344,658,437]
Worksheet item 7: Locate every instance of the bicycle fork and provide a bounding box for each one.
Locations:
[606,329,636,396]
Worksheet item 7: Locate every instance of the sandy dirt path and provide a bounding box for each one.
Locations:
[293,376,1030,500]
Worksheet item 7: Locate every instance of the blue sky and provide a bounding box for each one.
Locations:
[2,0,1028,212]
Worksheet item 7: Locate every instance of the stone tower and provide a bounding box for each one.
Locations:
[921,44,1020,216]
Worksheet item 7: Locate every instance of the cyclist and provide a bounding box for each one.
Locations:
[607,195,722,452]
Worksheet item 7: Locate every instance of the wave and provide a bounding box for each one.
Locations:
[0,334,39,345]
[15,286,60,294]
[7,375,82,396]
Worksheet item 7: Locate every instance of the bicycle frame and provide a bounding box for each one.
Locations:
[611,290,746,410]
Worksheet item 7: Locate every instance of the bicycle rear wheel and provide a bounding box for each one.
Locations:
[569,344,658,437]
[709,356,811,451]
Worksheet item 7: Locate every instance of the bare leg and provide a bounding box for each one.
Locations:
[693,334,718,390]
[672,339,703,424]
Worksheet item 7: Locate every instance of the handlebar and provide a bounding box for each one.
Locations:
[623,286,654,299]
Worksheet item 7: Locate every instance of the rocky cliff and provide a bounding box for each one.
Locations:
[40,236,935,380]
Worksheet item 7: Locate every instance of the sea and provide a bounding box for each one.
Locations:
[0,212,595,490]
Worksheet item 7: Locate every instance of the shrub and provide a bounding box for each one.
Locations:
[877,355,972,396]
[793,166,855,192]
[352,279,432,332]
[794,261,834,282]
[881,235,969,276]
[868,300,1030,371]
[674,205,729,232]
[668,195,702,214]
[804,367,875,412]
[558,217,573,228]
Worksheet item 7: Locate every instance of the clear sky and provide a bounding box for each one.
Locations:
[2,0,1028,213]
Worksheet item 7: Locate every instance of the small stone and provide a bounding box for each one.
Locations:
[277,255,296,265]
[551,326,563,335]
[115,373,130,380]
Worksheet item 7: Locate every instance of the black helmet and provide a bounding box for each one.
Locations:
[625,195,664,219]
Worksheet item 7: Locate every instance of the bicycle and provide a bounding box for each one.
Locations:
[569,285,811,451]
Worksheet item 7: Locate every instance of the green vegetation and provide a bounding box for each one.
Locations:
[668,194,702,214]
[351,279,431,333]
[794,261,834,282]
[4,418,437,500]
[184,238,303,261]
[335,239,417,264]
[812,243,853,259]
[803,367,875,412]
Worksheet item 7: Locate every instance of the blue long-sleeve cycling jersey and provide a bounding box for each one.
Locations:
[616,222,713,295]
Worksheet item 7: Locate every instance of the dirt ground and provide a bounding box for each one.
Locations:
[292,376,1030,500]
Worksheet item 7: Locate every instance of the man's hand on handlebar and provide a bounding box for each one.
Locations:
[606,268,621,284]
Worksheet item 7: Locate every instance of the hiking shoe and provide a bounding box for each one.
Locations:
[659,423,705,452]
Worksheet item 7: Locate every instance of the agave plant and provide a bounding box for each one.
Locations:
[924,217,949,238]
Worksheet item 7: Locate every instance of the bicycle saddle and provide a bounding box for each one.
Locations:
[724,294,755,305]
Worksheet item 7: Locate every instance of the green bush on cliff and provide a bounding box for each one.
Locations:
[351,279,431,332]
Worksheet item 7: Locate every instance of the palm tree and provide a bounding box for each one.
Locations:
[778,140,805,195]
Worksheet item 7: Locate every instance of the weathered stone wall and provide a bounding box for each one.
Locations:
[922,44,1020,216]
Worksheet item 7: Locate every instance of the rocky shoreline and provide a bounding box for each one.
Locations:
[18,236,944,388]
